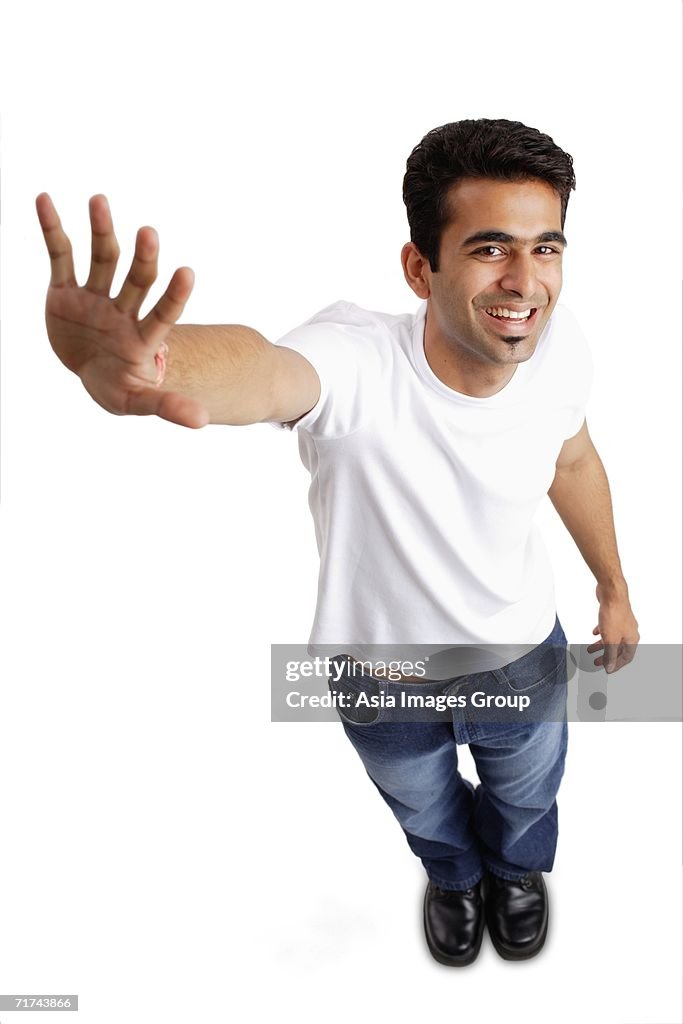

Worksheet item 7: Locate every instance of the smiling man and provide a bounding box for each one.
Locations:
[411,177,566,394]
[37,117,639,968]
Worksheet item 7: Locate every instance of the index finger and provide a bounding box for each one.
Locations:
[35,193,77,287]
[139,266,195,347]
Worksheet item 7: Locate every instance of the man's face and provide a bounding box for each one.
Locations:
[424,177,566,366]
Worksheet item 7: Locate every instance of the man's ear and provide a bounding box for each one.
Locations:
[401,242,431,300]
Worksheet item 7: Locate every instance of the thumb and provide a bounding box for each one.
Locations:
[126,387,209,428]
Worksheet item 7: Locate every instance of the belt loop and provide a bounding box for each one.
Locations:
[378,677,389,714]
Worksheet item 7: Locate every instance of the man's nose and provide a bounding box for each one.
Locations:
[498,252,537,299]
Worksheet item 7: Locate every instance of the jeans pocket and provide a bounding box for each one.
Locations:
[327,657,386,725]
[492,641,568,694]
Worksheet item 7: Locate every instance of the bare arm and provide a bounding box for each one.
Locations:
[548,420,639,672]
[161,324,319,426]
[36,192,319,428]
[548,421,627,591]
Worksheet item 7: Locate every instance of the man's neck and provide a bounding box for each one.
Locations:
[423,307,518,398]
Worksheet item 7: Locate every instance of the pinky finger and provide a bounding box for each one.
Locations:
[139,267,195,346]
[36,193,77,287]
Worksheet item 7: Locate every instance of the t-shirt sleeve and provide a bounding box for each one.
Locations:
[556,305,594,439]
[268,301,384,439]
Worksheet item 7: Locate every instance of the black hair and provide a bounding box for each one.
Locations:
[403,118,576,270]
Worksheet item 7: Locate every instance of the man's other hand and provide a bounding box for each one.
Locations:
[587,584,640,674]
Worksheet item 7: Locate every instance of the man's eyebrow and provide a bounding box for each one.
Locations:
[461,230,568,248]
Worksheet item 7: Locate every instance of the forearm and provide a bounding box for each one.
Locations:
[547,449,628,595]
[160,323,278,425]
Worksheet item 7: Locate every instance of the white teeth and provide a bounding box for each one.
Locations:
[484,307,532,320]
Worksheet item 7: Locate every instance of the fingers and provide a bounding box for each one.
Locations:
[37,193,191,332]
[602,643,619,674]
[587,627,603,654]
[86,195,121,295]
[139,267,195,346]
[588,639,639,673]
[621,642,638,665]
[35,192,77,287]
[611,643,638,672]
[114,225,160,316]
[125,386,209,428]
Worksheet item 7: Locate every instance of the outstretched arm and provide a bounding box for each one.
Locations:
[36,193,319,428]
[548,420,640,673]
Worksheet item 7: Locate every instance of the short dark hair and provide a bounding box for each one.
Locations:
[402,118,576,271]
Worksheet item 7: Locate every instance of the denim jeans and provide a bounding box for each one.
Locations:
[328,616,569,890]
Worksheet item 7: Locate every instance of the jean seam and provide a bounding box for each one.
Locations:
[484,864,531,881]
[428,868,483,891]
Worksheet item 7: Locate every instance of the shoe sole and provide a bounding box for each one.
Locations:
[423,889,485,967]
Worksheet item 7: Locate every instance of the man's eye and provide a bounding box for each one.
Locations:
[536,246,559,255]
[474,246,504,256]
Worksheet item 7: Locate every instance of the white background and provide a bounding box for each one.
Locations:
[1,2,681,1022]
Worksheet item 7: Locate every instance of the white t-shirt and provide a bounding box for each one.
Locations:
[272,299,593,674]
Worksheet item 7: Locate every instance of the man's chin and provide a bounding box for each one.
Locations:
[487,334,536,361]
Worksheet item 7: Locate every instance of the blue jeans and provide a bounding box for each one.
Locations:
[328,616,569,890]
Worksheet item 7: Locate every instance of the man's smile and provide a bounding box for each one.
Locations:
[479,305,541,335]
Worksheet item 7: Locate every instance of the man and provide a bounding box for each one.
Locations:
[37,118,639,967]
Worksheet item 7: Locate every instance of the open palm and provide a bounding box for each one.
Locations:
[36,193,208,428]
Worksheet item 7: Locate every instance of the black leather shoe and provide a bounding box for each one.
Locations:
[484,870,548,961]
[423,881,484,967]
